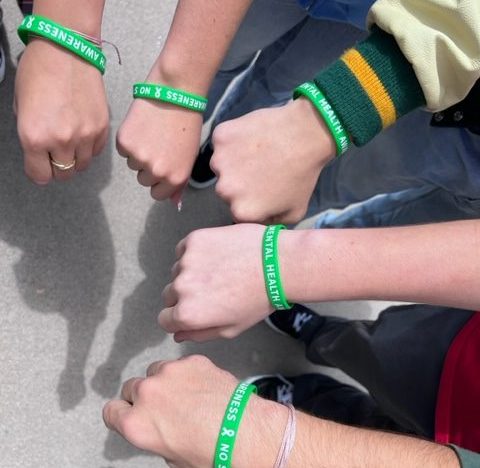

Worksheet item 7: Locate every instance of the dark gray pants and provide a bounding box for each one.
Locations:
[293,305,473,438]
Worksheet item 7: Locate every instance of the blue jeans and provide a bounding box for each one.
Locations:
[296,0,372,29]
[205,0,366,123]
[309,111,480,228]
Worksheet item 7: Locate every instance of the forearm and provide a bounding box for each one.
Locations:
[32,0,105,36]
[281,220,480,310]
[289,412,459,468]
[149,0,254,95]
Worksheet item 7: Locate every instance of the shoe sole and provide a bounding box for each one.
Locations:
[264,316,291,337]
[188,176,217,190]
[243,374,278,385]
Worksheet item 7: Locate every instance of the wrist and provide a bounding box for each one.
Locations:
[148,53,211,97]
[32,6,103,38]
[287,97,336,164]
[22,37,103,76]
[278,229,318,303]
[235,396,288,467]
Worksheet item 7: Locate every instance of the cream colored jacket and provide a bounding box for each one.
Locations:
[369,0,480,111]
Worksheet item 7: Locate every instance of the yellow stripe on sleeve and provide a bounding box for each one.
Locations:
[341,49,397,128]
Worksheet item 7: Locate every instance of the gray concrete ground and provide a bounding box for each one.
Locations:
[0,1,390,466]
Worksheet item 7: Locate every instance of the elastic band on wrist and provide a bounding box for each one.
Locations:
[294,82,350,156]
[214,382,257,468]
[18,15,106,74]
[133,83,208,113]
[274,404,297,468]
[262,225,293,311]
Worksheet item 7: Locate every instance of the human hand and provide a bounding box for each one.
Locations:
[15,39,109,184]
[103,355,285,467]
[116,66,203,202]
[211,97,336,224]
[159,224,274,342]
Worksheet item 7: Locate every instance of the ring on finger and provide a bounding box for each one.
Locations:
[50,156,76,171]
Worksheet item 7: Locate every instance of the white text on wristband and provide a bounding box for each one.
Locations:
[294,82,350,156]
[133,83,208,113]
[18,15,106,74]
[214,382,257,468]
[262,225,293,310]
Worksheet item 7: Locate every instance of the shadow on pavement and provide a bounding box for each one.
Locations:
[0,36,115,411]
[99,188,231,461]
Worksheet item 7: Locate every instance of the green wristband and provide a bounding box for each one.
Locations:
[294,81,350,156]
[262,225,293,311]
[214,382,257,468]
[133,83,208,113]
[18,15,106,74]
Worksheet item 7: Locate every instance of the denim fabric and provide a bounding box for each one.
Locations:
[207,1,365,124]
[296,0,374,29]
[308,109,480,226]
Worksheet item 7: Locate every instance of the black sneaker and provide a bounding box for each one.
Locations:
[265,304,325,342]
[189,140,217,189]
[246,374,295,405]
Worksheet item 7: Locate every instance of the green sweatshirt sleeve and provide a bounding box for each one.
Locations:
[313,27,425,146]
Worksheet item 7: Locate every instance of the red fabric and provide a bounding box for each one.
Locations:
[435,312,480,451]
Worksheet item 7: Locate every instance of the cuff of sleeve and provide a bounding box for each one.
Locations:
[313,27,426,146]
[449,444,480,468]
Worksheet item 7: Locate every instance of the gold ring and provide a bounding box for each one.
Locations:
[50,157,76,171]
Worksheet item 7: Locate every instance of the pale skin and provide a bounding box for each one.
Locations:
[159,221,480,342]
[211,98,335,224]
[116,0,255,203]
[15,0,109,184]
[103,355,460,468]
[15,0,254,191]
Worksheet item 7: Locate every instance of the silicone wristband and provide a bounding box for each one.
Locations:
[294,82,350,156]
[133,83,208,113]
[18,15,106,74]
[262,225,293,311]
[214,382,257,468]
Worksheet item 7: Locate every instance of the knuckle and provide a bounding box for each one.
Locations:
[78,124,97,141]
[219,328,238,340]
[21,132,47,152]
[98,114,110,133]
[53,127,75,146]
[118,412,139,438]
[292,207,307,224]
[209,154,219,175]
[155,360,176,377]
[212,123,229,145]
[173,304,192,328]
[230,203,253,223]
[150,164,167,181]
[214,180,231,200]
[116,129,134,155]
[136,379,156,401]
[169,171,187,188]
[184,354,210,366]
